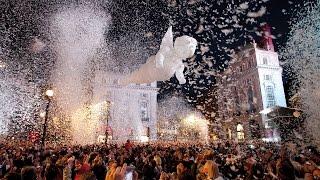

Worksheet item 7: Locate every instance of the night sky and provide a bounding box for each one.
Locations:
[107,0,316,113]
[0,0,317,117]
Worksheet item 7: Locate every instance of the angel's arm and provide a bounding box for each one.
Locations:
[175,64,186,84]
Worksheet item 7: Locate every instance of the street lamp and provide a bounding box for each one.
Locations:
[41,89,54,149]
[105,100,111,145]
[0,60,6,68]
[46,90,54,97]
[39,112,46,118]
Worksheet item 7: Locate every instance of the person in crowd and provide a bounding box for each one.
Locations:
[63,156,75,180]
[0,140,319,180]
[91,155,106,180]
[124,140,133,151]
[4,172,21,180]
[21,166,37,180]
[74,155,91,180]
[177,161,193,180]
[276,147,296,180]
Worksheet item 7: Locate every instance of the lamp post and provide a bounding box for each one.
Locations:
[105,100,111,145]
[41,89,54,150]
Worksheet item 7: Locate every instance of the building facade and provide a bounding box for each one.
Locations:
[216,42,287,142]
[93,72,158,142]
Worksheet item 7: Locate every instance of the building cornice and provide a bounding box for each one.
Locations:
[256,65,282,71]
[255,48,278,56]
[106,85,159,92]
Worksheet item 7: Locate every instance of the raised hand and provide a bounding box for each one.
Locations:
[114,163,127,180]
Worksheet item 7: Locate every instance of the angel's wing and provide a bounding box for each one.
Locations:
[159,26,174,54]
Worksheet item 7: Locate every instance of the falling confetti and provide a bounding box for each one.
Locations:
[0,0,315,144]
[281,0,320,147]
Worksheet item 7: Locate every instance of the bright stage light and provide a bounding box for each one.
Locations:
[140,135,149,143]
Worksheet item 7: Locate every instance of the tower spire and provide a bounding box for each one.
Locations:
[261,24,275,52]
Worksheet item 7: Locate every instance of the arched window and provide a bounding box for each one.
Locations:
[263,57,268,65]
[247,86,255,112]
[248,60,252,68]
[140,101,149,121]
[266,85,276,108]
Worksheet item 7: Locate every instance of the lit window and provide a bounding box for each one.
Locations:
[228,128,232,139]
[266,86,276,108]
[237,124,244,131]
[140,101,149,121]
[237,124,245,140]
[263,57,268,65]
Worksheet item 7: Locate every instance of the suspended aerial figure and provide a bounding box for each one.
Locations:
[119,26,197,85]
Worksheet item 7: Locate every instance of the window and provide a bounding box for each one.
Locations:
[247,86,255,112]
[251,58,256,66]
[237,124,245,140]
[264,75,272,81]
[141,93,148,99]
[105,91,111,98]
[266,86,276,108]
[143,127,150,137]
[263,57,268,65]
[113,79,118,85]
[102,77,106,84]
[232,86,237,93]
[140,101,149,121]
[228,128,232,140]
[235,94,241,114]
[267,121,275,128]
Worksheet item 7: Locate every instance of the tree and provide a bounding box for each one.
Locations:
[282,0,320,146]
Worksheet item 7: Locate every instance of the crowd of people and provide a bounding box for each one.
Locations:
[0,139,319,180]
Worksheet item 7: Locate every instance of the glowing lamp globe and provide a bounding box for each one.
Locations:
[45,90,54,97]
[293,111,301,118]
[40,112,46,118]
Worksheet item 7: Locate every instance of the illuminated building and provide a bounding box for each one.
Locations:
[92,71,158,142]
[216,29,287,141]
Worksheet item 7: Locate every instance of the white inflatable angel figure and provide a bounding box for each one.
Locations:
[120,26,197,85]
